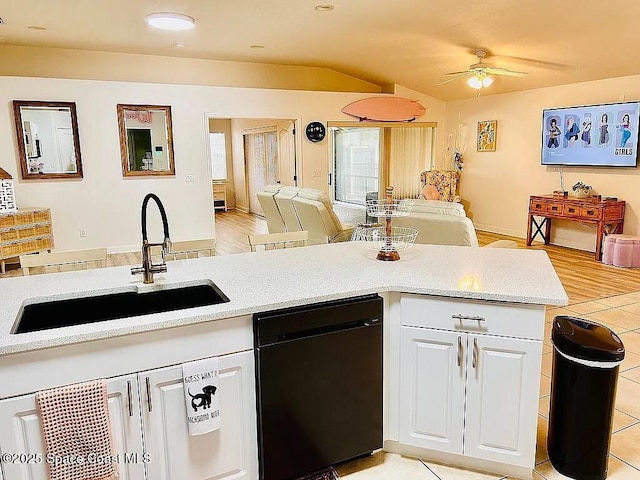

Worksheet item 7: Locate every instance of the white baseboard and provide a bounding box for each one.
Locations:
[473,224,596,253]
[107,245,140,255]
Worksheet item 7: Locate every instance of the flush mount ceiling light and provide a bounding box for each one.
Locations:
[146,12,195,31]
[467,72,493,90]
[315,4,335,11]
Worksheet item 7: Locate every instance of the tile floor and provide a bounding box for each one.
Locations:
[336,291,640,479]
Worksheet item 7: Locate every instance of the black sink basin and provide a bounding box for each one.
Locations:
[13,282,230,334]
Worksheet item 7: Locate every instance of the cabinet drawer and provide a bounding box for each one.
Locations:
[546,202,563,215]
[604,204,624,221]
[529,199,547,213]
[14,212,34,226]
[562,203,581,217]
[0,229,18,242]
[400,294,544,340]
[0,215,15,229]
[32,210,51,223]
[580,206,601,219]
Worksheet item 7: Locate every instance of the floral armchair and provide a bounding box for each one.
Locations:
[420,170,461,203]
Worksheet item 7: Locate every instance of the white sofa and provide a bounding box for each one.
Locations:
[393,199,516,248]
[291,188,353,245]
[256,186,352,245]
[274,186,303,233]
[256,184,286,234]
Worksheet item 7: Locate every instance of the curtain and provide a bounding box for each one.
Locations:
[388,127,433,198]
[244,130,278,216]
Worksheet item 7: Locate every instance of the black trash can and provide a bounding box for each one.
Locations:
[548,316,625,480]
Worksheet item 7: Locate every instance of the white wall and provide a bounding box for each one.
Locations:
[445,74,640,252]
[0,76,446,253]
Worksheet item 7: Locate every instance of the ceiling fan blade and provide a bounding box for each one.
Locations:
[483,67,528,76]
[437,72,474,86]
[444,70,473,76]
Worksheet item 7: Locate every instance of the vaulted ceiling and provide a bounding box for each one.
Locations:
[1,0,638,101]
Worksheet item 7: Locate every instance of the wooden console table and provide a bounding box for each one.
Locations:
[526,195,625,261]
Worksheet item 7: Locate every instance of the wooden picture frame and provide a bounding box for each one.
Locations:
[117,104,175,177]
[12,100,84,180]
[477,120,497,152]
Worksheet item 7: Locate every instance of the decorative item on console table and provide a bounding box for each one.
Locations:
[526,195,625,261]
[572,181,594,198]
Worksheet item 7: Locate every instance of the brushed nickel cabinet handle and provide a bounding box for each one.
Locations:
[127,380,133,417]
[551,206,558,211]
[457,336,462,367]
[472,338,478,369]
[145,376,153,413]
[568,208,576,213]
[587,210,595,215]
[452,314,486,322]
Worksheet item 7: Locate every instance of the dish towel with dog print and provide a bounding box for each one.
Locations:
[35,379,118,480]
[182,357,221,436]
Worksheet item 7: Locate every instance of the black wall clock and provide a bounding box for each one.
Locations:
[305,122,326,143]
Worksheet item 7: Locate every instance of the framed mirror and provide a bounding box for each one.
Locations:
[117,104,175,177]
[12,100,84,180]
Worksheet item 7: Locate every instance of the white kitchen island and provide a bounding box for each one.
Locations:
[0,242,568,480]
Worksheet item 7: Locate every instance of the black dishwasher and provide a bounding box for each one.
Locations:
[254,294,383,480]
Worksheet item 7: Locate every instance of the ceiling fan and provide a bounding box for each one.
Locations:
[439,50,527,89]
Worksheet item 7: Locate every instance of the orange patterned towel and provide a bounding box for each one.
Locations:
[36,379,118,480]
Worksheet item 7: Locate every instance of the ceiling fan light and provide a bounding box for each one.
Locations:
[467,76,483,89]
[482,76,494,88]
[146,12,195,31]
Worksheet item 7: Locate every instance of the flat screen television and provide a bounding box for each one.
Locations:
[541,101,639,167]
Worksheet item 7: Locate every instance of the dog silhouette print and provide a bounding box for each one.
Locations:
[189,385,217,412]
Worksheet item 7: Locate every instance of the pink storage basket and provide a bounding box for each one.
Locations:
[602,235,619,265]
[612,237,635,267]
[633,239,640,267]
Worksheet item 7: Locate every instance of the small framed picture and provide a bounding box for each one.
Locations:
[477,120,497,152]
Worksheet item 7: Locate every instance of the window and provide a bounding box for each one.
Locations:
[333,127,380,205]
[330,123,435,202]
[209,132,227,180]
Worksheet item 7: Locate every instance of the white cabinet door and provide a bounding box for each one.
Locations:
[399,326,465,454]
[140,350,258,480]
[0,374,145,480]
[464,334,542,467]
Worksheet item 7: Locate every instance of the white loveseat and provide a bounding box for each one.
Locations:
[393,199,516,248]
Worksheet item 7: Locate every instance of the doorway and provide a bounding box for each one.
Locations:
[127,128,153,171]
[204,115,300,254]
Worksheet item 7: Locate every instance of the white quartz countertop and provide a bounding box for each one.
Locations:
[0,242,568,356]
